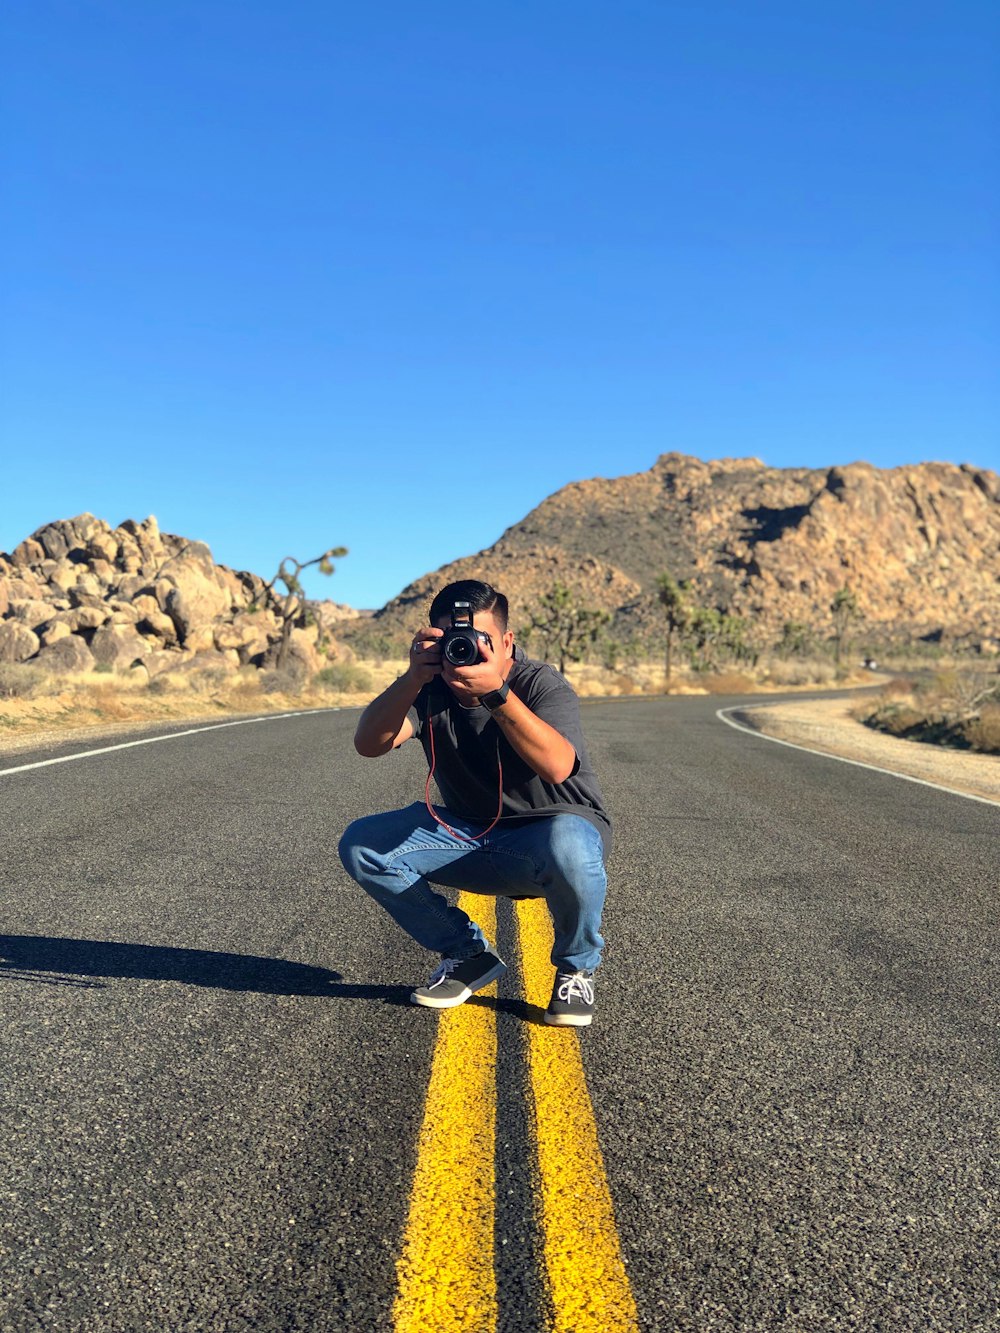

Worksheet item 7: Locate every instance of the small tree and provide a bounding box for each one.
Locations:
[525,583,609,674]
[656,572,692,692]
[254,546,348,668]
[831,586,859,678]
[779,620,814,658]
[685,607,754,672]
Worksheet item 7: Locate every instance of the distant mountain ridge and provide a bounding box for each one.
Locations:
[352,452,1000,651]
[3,454,998,676]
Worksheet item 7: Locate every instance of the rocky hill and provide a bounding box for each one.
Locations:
[0,514,350,677]
[344,453,1000,654]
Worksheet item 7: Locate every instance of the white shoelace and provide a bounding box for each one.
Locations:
[555,971,594,1004]
[427,958,460,989]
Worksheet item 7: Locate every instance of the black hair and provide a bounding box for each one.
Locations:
[429,579,509,632]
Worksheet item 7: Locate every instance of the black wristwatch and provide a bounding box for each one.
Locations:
[480,677,512,712]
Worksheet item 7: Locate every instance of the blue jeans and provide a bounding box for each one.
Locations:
[338,803,607,973]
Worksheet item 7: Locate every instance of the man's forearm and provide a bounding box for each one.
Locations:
[354,671,423,757]
[491,692,577,784]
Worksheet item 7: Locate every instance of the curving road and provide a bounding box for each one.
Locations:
[1,697,997,1332]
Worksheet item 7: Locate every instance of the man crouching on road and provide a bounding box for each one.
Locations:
[338,579,612,1027]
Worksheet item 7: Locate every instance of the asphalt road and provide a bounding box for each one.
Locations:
[1,698,997,1332]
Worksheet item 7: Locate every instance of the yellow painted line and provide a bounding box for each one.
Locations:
[393,892,499,1333]
[515,897,640,1333]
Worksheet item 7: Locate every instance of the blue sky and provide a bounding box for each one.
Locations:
[2,1,997,609]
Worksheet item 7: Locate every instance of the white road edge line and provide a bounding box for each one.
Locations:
[716,706,1000,809]
[0,708,343,779]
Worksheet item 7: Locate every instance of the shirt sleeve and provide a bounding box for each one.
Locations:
[519,667,584,776]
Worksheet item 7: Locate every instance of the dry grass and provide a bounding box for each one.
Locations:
[0,650,882,752]
[0,659,407,752]
[759,658,838,687]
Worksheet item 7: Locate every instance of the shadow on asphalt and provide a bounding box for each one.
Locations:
[0,935,344,995]
[0,936,550,1022]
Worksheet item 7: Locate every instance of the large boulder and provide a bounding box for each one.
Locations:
[88,623,151,671]
[66,605,110,632]
[152,650,240,691]
[38,621,72,648]
[131,594,179,645]
[34,634,96,674]
[262,628,321,675]
[212,611,275,655]
[0,621,41,663]
[87,530,119,564]
[11,538,45,567]
[4,574,46,602]
[107,600,140,625]
[160,569,232,645]
[8,599,54,629]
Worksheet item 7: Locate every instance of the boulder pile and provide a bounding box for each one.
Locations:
[0,514,344,679]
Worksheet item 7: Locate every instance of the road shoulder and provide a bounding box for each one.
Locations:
[727,695,1000,805]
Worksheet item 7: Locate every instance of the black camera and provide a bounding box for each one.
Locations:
[441,601,493,666]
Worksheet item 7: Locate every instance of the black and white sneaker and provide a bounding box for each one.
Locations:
[544,969,596,1027]
[410,950,507,1009]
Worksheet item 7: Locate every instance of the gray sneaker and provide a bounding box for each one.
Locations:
[544,969,595,1027]
[410,950,507,1009]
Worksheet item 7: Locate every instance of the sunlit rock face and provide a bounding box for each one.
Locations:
[359,454,1000,652]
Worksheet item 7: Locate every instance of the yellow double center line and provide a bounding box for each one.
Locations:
[393,893,639,1332]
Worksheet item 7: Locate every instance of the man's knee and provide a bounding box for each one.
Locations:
[338,812,393,882]
[538,816,606,886]
[338,817,368,881]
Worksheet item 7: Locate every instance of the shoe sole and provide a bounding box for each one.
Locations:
[410,960,507,1009]
[543,1010,593,1027]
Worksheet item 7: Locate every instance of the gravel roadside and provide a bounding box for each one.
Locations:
[732,694,1000,805]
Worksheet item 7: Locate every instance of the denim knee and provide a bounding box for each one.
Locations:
[536,816,606,887]
[338,817,372,883]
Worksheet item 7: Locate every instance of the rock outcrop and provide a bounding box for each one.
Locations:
[345,454,1000,652]
[0,514,346,677]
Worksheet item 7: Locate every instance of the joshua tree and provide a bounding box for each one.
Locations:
[255,546,348,668]
[656,572,692,692]
[831,586,859,677]
[525,583,609,675]
[685,606,753,672]
[779,620,814,658]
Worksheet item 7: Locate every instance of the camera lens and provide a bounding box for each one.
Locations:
[444,634,477,665]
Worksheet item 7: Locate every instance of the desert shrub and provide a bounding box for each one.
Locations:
[147,673,177,695]
[186,665,234,694]
[93,662,113,675]
[869,705,927,736]
[611,672,640,695]
[880,676,913,697]
[964,704,1000,754]
[80,684,134,720]
[761,658,836,687]
[313,662,373,693]
[260,667,305,696]
[700,671,757,695]
[228,667,264,700]
[0,663,51,699]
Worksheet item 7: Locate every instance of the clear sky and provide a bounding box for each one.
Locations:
[2,1,997,609]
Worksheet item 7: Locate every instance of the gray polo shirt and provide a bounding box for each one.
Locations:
[406,646,612,856]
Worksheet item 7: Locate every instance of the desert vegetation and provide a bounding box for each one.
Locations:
[0,657,398,745]
[852,669,1000,756]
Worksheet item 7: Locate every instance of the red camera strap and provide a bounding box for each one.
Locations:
[424,705,504,843]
